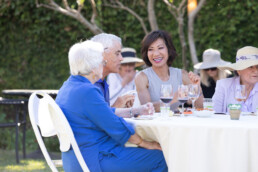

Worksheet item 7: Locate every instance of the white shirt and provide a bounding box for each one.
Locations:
[107,73,136,106]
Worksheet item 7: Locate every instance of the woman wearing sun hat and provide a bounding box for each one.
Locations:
[194,49,231,98]
[107,47,144,107]
[213,46,258,113]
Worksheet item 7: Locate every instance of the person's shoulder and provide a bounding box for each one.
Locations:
[135,70,148,83]
[170,66,181,71]
[217,76,237,85]
[135,70,147,79]
[79,82,100,94]
[107,73,119,82]
[108,73,119,78]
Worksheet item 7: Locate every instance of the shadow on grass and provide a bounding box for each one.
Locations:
[0,149,63,172]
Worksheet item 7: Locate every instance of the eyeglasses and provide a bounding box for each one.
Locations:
[204,67,217,71]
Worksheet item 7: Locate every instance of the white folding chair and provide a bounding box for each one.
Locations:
[28,91,89,172]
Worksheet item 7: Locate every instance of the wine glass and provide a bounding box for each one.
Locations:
[235,85,247,103]
[178,85,189,117]
[160,84,173,117]
[188,84,200,111]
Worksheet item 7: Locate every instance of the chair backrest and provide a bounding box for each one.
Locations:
[28,91,89,172]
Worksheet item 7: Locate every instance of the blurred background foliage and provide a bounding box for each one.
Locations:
[0,0,257,151]
[1,0,257,91]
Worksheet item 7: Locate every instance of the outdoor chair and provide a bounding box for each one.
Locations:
[28,91,89,172]
[0,97,27,163]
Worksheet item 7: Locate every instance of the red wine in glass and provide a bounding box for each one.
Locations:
[160,97,173,104]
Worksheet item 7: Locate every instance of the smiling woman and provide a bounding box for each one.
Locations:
[135,30,204,112]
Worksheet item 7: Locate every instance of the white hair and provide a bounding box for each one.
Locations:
[91,33,121,50]
[68,40,104,75]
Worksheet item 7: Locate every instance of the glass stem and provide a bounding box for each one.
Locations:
[181,103,184,117]
[192,100,195,111]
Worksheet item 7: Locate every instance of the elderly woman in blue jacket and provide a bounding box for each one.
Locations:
[55,40,167,172]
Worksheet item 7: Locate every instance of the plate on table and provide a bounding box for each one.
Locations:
[241,112,257,116]
[194,110,214,118]
[134,116,154,120]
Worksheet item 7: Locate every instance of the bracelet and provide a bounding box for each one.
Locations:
[136,137,143,146]
[130,107,133,117]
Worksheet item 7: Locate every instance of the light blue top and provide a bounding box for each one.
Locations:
[213,76,258,113]
[142,67,182,102]
[56,75,135,172]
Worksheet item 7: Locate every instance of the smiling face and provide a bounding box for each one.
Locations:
[238,65,258,85]
[103,41,123,76]
[147,38,168,68]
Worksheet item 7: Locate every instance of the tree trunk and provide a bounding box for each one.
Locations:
[177,16,187,69]
[187,0,206,66]
[148,0,159,31]
[188,15,198,65]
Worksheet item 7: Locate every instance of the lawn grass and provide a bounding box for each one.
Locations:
[0,149,63,172]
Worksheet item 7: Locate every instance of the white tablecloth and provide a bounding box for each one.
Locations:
[126,114,258,172]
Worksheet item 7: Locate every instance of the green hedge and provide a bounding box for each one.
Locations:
[0,0,257,150]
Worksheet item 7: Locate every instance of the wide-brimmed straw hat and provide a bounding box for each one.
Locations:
[218,46,258,71]
[121,47,144,67]
[194,48,231,70]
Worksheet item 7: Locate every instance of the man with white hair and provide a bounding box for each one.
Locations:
[91,33,135,109]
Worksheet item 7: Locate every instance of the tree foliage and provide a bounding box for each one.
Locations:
[0,0,257,92]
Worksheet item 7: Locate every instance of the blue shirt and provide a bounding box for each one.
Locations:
[95,79,116,112]
[56,75,135,172]
[95,79,110,105]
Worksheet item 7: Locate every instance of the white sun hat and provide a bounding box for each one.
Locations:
[218,46,258,71]
[121,47,144,67]
[194,48,231,70]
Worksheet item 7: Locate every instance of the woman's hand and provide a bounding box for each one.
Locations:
[139,140,162,150]
[188,71,201,85]
[139,102,155,115]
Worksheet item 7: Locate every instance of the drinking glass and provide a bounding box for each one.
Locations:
[160,84,173,117]
[235,85,247,103]
[178,85,189,117]
[203,98,213,110]
[188,84,200,111]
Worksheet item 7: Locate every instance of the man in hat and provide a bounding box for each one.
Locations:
[108,47,144,107]
[213,46,258,113]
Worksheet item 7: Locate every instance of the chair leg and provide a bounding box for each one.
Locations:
[15,106,20,163]
[22,104,27,159]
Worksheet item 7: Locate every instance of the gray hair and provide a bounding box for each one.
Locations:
[68,40,104,75]
[91,33,122,50]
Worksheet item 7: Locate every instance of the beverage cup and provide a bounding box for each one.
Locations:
[229,109,241,120]
[160,102,169,118]
[228,104,241,120]
[203,98,213,110]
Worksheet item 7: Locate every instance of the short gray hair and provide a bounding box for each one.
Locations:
[68,40,104,75]
[91,33,122,49]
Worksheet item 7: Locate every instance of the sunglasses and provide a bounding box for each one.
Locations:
[204,67,217,71]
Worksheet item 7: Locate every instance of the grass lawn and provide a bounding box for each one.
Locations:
[0,149,63,172]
